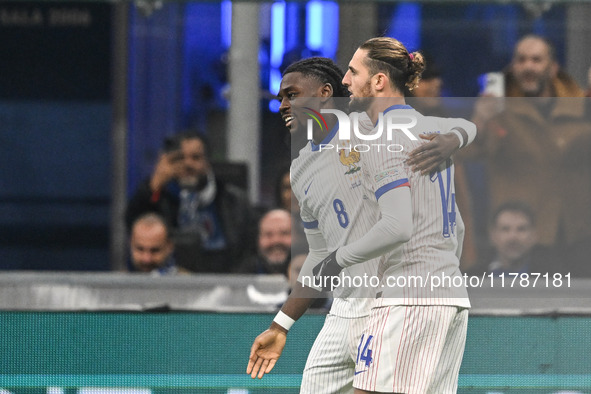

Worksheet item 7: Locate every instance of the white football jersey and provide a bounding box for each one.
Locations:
[292,123,381,318]
[353,105,471,308]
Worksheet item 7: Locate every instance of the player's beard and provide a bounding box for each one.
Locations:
[348,79,374,112]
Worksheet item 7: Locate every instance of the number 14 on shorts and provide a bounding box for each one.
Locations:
[356,334,374,374]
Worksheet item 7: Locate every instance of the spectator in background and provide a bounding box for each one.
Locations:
[462,34,591,276]
[506,35,582,97]
[129,213,187,275]
[125,130,257,273]
[471,201,553,276]
[237,209,292,274]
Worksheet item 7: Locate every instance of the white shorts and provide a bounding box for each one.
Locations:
[300,313,368,394]
[353,305,468,394]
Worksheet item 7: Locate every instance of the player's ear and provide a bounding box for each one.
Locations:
[319,83,333,101]
[373,72,388,91]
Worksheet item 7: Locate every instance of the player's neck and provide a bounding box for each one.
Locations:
[311,118,337,145]
[367,96,406,124]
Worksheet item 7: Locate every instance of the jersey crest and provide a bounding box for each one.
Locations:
[338,139,362,175]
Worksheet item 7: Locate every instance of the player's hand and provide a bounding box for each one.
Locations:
[312,249,343,292]
[406,133,458,175]
[247,327,287,379]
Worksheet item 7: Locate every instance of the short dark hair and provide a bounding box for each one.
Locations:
[490,201,536,227]
[283,57,350,98]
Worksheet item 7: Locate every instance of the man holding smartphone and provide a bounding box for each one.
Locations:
[125,130,257,273]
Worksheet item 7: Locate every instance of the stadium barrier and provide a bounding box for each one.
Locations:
[1,272,590,393]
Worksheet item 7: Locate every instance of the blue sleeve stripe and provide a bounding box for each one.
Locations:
[303,220,319,229]
[375,178,410,200]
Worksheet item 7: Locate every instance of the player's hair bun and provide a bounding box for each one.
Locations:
[405,51,426,91]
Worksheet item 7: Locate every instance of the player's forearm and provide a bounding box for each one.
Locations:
[271,284,322,333]
[271,226,328,331]
[279,284,322,322]
[297,227,331,292]
[336,187,413,267]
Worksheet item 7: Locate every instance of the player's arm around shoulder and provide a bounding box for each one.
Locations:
[406,117,477,175]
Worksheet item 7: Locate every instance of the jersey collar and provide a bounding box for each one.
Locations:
[311,121,339,152]
[375,104,414,127]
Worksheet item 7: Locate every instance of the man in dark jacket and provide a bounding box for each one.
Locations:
[125,130,256,273]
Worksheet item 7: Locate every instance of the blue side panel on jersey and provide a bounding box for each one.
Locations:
[303,220,319,229]
[375,178,410,200]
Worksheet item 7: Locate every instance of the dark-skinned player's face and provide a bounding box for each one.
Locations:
[277,72,325,135]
